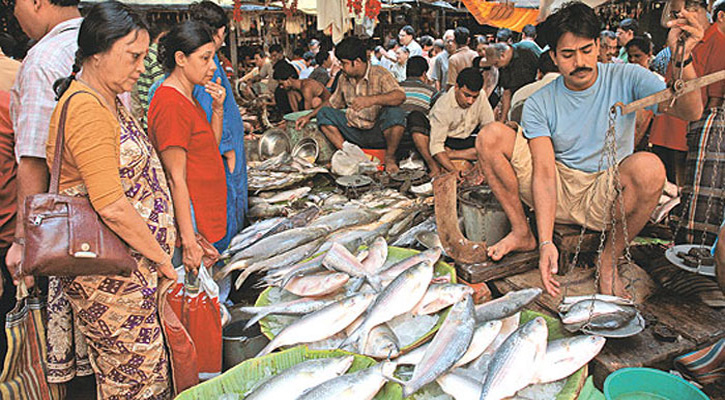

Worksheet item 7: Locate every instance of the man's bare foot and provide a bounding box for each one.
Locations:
[384,157,399,174]
[487,231,537,261]
[598,268,632,299]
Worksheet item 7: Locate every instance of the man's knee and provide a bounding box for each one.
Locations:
[380,107,407,131]
[624,152,666,194]
[316,107,340,127]
[476,122,515,157]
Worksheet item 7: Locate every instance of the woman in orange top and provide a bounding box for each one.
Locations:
[148,21,227,274]
[46,1,177,397]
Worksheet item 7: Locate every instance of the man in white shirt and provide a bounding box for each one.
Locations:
[399,25,423,57]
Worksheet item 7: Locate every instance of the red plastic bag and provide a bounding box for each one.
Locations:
[167,265,222,380]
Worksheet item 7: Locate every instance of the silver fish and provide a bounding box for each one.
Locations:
[245,356,354,400]
[224,217,284,258]
[411,284,475,316]
[257,187,311,204]
[378,247,442,286]
[256,292,377,357]
[401,296,475,397]
[309,208,378,232]
[231,238,325,288]
[474,288,542,323]
[238,297,338,330]
[454,320,502,368]
[284,271,350,297]
[278,252,327,289]
[296,361,397,400]
[344,261,434,351]
[560,300,636,328]
[323,243,382,291]
[469,312,521,373]
[228,226,330,265]
[361,237,388,274]
[363,323,400,359]
[532,335,606,384]
[558,294,634,313]
[479,317,549,400]
[437,369,484,400]
[391,215,436,248]
[394,320,501,368]
[249,203,289,219]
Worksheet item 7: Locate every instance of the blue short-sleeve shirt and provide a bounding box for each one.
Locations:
[521,63,666,173]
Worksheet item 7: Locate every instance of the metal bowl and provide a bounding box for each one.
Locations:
[292,137,319,163]
[258,129,290,160]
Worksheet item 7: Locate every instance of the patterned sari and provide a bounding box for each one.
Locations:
[48,99,176,399]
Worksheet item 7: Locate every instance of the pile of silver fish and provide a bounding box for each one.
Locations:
[239,284,606,399]
[219,199,431,289]
[248,152,329,192]
[244,356,396,400]
[558,295,637,332]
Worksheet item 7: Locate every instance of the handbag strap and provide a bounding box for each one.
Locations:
[49,90,95,194]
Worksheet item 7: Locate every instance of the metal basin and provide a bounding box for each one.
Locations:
[458,186,510,244]
[292,137,319,163]
[222,320,269,371]
[258,128,290,160]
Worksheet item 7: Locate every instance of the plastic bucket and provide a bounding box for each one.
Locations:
[604,368,709,400]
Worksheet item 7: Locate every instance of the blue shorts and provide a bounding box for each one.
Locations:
[316,106,407,149]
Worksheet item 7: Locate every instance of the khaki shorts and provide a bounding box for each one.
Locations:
[510,128,617,231]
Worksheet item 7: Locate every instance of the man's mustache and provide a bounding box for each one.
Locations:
[570,67,593,75]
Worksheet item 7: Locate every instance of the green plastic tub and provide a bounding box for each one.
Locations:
[604,367,709,400]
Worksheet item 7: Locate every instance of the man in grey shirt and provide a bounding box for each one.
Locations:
[430,29,455,91]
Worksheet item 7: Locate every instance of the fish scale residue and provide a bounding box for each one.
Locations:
[387,313,440,348]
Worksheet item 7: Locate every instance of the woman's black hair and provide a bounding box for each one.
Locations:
[189,1,228,30]
[625,35,652,55]
[539,1,601,52]
[158,20,214,73]
[53,0,148,99]
[272,60,298,80]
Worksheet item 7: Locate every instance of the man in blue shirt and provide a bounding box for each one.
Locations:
[514,24,544,57]
[475,2,704,298]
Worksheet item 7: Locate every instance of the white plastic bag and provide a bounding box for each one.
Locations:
[331,141,376,176]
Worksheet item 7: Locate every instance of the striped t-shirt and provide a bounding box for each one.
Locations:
[400,78,436,114]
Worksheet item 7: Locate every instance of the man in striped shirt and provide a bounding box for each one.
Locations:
[132,21,169,130]
[400,56,436,175]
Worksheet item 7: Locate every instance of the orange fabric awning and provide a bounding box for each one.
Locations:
[461,0,540,32]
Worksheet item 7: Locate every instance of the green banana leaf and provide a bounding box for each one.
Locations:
[176,311,588,400]
[255,246,457,353]
[175,345,399,399]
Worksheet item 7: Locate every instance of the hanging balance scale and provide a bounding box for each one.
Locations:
[561,18,725,337]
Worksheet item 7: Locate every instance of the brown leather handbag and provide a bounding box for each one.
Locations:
[21,91,137,277]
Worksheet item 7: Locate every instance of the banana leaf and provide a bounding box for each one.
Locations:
[175,345,399,399]
[255,246,457,353]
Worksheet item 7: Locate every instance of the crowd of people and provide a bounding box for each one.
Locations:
[0,0,723,397]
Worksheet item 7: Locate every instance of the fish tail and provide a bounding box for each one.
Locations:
[216,259,248,281]
[244,312,270,330]
[234,264,258,289]
[367,275,383,292]
[382,370,407,387]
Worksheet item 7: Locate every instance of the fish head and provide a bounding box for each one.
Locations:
[586,335,607,352]
[333,355,356,375]
[379,361,398,378]
[521,317,549,341]
[425,247,443,263]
